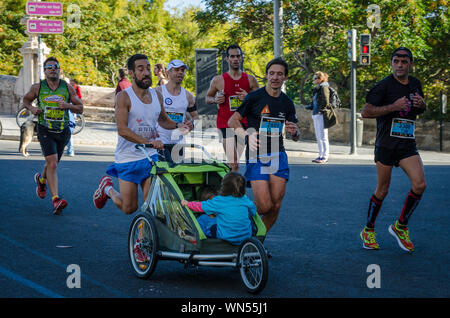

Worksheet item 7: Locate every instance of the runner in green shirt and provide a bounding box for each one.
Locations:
[22,57,83,215]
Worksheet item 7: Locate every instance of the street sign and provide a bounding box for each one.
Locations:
[26,2,63,16]
[27,19,63,34]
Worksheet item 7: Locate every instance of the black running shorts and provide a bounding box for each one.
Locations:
[374,145,419,167]
[37,124,71,160]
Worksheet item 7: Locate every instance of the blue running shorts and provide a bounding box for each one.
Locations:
[244,151,290,186]
[106,155,158,184]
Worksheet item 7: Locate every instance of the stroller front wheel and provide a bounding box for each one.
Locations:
[128,213,159,279]
[237,238,268,294]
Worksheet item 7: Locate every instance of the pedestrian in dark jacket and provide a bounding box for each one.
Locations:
[306,71,330,163]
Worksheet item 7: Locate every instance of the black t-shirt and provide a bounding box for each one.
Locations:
[366,74,425,149]
[237,87,298,156]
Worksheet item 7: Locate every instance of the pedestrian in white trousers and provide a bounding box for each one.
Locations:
[306,71,331,163]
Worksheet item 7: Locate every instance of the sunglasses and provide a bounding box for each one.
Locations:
[44,64,60,70]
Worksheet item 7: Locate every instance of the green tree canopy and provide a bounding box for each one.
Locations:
[196,0,449,119]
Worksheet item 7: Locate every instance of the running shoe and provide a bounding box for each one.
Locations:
[360,226,379,250]
[388,221,414,252]
[312,157,323,163]
[34,173,47,199]
[93,176,113,209]
[134,240,149,263]
[52,197,68,215]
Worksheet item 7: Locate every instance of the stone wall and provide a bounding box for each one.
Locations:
[295,107,450,152]
[0,75,116,114]
[1,75,448,152]
[0,75,21,114]
[79,85,115,108]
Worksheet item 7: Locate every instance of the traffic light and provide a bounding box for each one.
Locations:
[360,34,371,65]
[347,29,357,62]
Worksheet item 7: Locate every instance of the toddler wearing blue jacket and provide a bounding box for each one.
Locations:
[181,172,257,245]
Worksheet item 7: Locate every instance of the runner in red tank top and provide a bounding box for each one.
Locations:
[206,44,259,171]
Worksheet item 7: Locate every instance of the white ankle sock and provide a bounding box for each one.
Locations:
[104,186,112,198]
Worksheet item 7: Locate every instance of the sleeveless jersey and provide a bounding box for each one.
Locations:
[216,72,250,128]
[156,85,188,144]
[114,87,161,163]
[37,79,70,131]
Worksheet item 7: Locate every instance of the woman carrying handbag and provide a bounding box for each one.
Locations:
[306,71,335,164]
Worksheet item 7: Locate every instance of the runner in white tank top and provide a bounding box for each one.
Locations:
[155,60,198,161]
[115,86,160,163]
[156,84,189,144]
[93,54,193,216]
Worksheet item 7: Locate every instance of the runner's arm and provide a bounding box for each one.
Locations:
[228,111,246,139]
[249,75,259,91]
[361,97,410,118]
[22,84,42,115]
[62,84,83,114]
[205,76,225,105]
[186,91,199,120]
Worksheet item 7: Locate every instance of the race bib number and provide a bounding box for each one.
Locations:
[390,118,415,139]
[44,106,64,122]
[229,95,241,111]
[259,117,285,137]
[167,112,184,123]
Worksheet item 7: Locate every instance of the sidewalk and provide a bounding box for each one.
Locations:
[1,114,449,164]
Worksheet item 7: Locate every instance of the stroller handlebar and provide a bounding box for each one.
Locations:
[135,143,214,163]
[135,143,154,149]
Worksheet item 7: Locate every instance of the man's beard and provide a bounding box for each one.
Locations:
[230,63,240,71]
[134,76,152,89]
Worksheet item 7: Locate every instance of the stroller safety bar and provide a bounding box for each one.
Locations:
[159,251,237,261]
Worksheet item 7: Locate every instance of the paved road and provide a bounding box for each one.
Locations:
[0,140,449,301]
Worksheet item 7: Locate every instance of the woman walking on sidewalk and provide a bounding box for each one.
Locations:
[306,71,330,164]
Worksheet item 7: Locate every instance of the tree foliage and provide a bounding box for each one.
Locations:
[0,0,208,91]
[0,0,447,120]
[196,0,449,119]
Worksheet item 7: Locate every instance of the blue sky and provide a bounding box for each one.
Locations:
[164,0,205,12]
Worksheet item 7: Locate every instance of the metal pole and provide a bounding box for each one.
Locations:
[440,91,447,152]
[273,0,282,58]
[350,61,357,155]
[273,0,285,92]
[38,34,44,80]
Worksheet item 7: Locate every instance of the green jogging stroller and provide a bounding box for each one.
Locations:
[128,144,269,294]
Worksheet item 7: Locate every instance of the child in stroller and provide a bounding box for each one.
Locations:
[181,172,257,245]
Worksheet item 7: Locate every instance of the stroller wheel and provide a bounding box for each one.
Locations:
[128,213,159,279]
[237,238,268,294]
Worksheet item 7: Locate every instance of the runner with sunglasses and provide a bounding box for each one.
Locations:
[22,57,84,215]
[359,47,426,252]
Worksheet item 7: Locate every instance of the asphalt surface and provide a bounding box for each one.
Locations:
[0,139,449,302]
[0,114,449,311]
